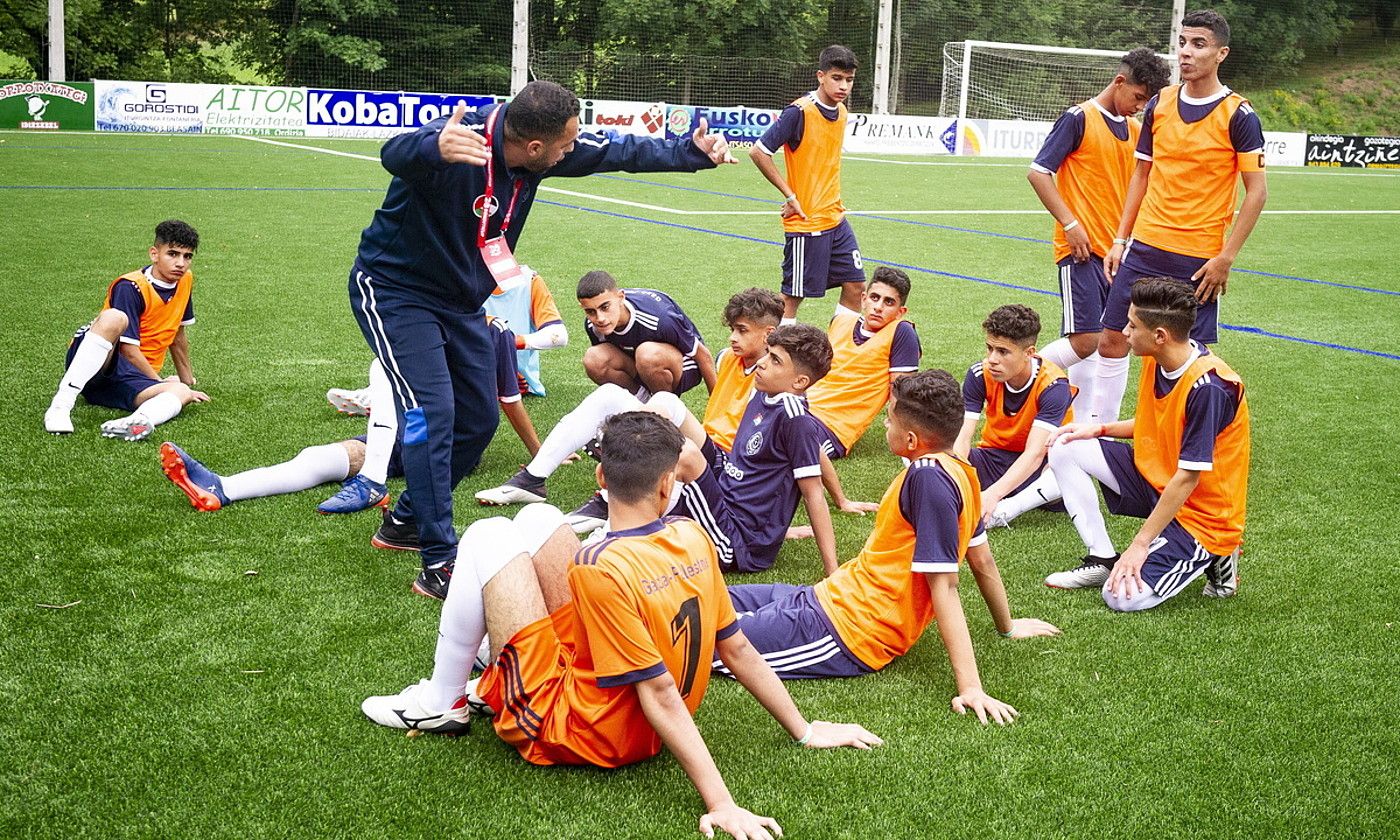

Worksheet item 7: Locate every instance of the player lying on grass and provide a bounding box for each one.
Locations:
[715,370,1060,724]
[44,219,210,440]
[362,412,881,840]
[954,305,1074,528]
[478,325,854,576]
[577,270,716,397]
[1043,278,1249,609]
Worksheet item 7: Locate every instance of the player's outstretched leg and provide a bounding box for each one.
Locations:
[160,442,231,511]
[101,391,186,442]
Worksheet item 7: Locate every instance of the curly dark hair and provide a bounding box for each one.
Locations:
[768,323,833,383]
[890,369,964,447]
[154,219,198,251]
[1130,277,1198,341]
[868,265,911,305]
[1182,9,1231,46]
[597,412,685,503]
[723,288,783,328]
[505,80,581,141]
[576,270,618,299]
[1119,47,1172,94]
[982,304,1041,347]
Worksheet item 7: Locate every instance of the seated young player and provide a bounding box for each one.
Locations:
[717,370,1060,725]
[1043,278,1249,609]
[953,305,1074,528]
[486,266,568,396]
[44,219,210,440]
[361,412,881,839]
[806,266,921,458]
[576,270,716,396]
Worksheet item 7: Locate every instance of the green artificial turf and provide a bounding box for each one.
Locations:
[1,131,1397,838]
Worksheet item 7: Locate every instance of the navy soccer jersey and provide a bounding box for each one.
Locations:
[719,392,827,557]
[755,93,842,157]
[585,288,704,361]
[1136,89,1265,161]
[109,268,196,348]
[961,359,1073,441]
[1152,344,1241,469]
[1030,105,1131,174]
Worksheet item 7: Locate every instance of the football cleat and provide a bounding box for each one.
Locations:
[44,400,74,435]
[371,507,420,551]
[411,564,453,600]
[317,475,389,515]
[101,414,154,442]
[474,469,548,506]
[985,505,1014,530]
[465,676,496,719]
[472,637,493,675]
[160,441,230,511]
[1044,555,1116,590]
[565,492,609,534]
[361,680,470,735]
[326,387,372,416]
[1202,547,1241,598]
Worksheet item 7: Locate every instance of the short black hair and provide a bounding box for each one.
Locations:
[1130,277,1198,341]
[597,412,685,504]
[768,323,833,383]
[982,305,1041,348]
[890,369,964,447]
[1119,47,1172,93]
[1182,9,1231,46]
[723,288,783,328]
[819,45,858,73]
[868,265,911,305]
[504,80,580,141]
[576,270,618,299]
[154,219,198,251]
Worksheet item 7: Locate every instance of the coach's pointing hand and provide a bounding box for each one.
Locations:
[693,118,738,165]
[438,102,490,166]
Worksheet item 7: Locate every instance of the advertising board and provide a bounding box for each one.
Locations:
[0,80,93,130]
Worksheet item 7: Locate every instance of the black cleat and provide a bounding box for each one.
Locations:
[371,507,421,552]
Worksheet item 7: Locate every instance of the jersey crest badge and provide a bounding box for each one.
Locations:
[744,431,764,457]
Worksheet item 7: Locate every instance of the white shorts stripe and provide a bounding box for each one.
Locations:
[1060,262,1074,333]
[679,482,735,566]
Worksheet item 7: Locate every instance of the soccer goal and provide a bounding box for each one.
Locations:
[939,40,1177,152]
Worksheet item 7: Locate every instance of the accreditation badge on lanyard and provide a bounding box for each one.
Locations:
[476,106,527,285]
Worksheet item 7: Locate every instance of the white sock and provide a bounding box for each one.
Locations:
[132,391,183,426]
[525,384,640,479]
[1093,354,1130,425]
[221,442,351,502]
[359,359,397,485]
[994,470,1062,523]
[1048,438,1118,558]
[423,517,530,710]
[1068,352,1098,423]
[1038,337,1081,369]
[55,333,114,406]
[780,317,797,326]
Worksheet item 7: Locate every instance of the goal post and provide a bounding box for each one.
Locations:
[942,40,1177,155]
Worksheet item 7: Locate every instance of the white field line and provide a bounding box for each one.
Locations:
[843,154,1400,178]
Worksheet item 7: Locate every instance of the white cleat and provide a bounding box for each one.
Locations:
[985,505,1014,530]
[326,387,372,416]
[361,680,470,735]
[1044,556,1114,590]
[465,676,496,719]
[44,402,74,435]
[1202,548,1241,598]
[100,414,154,442]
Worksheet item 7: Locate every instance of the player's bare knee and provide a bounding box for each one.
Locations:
[340,439,368,474]
[91,308,128,338]
[1069,332,1100,358]
[1097,330,1128,357]
[676,441,707,483]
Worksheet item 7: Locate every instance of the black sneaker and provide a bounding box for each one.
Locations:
[371,507,421,552]
[412,564,453,600]
[565,492,609,534]
[581,435,603,462]
[474,468,548,506]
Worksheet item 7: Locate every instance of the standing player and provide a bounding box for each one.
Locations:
[362,413,881,839]
[806,266,921,458]
[751,45,864,323]
[576,271,715,396]
[1043,278,1249,607]
[44,220,210,440]
[716,371,1060,723]
[1095,9,1267,424]
[953,305,1073,527]
[349,80,736,599]
[1027,48,1171,422]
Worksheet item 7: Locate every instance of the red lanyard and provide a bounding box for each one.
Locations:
[477,105,524,249]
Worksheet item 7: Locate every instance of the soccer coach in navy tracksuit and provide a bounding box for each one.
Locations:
[349,80,736,599]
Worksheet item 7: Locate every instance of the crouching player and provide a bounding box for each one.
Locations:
[1043,278,1249,608]
[718,370,1060,724]
[362,412,881,838]
[954,305,1074,527]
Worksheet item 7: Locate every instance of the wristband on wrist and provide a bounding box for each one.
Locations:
[796,722,813,746]
[1062,219,1080,232]
[1112,237,1129,245]
[1097,424,1108,438]
[783,194,797,204]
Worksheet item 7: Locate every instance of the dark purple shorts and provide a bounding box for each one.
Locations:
[715,583,872,679]
[782,218,865,298]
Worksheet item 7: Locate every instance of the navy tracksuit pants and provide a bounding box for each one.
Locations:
[349,265,499,571]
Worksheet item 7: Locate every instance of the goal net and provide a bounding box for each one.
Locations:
[939,40,1177,123]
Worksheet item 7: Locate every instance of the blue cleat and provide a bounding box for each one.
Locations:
[160,441,231,512]
[317,474,389,515]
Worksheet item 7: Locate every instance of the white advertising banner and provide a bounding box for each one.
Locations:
[203,85,308,136]
[95,81,204,133]
[578,99,667,138]
[844,112,960,155]
[1262,131,1306,167]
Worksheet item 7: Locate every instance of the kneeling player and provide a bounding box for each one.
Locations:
[719,371,1060,724]
[362,412,880,838]
[1043,278,1249,609]
[577,270,715,396]
[44,220,210,440]
[954,305,1073,527]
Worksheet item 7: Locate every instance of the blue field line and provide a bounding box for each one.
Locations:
[0,184,379,193]
[584,174,1400,298]
[538,198,1400,362]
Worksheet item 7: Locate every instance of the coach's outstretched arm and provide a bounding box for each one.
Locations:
[549,117,736,178]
